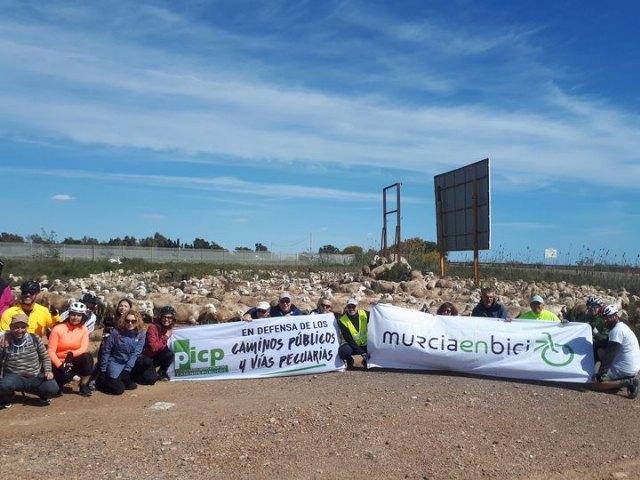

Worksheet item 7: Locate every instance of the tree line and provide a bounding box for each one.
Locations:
[1,230,437,256]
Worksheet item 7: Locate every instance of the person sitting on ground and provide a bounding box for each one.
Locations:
[140,305,176,382]
[338,298,369,370]
[269,292,303,317]
[311,297,333,315]
[0,258,14,318]
[242,301,272,321]
[471,287,509,319]
[59,293,99,335]
[47,302,94,397]
[0,313,59,408]
[0,280,54,336]
[517,295,559,321]
[590,305,640,399]
[96,310,147,395]
[437,302,459,316]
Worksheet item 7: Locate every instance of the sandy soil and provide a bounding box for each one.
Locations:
[3,361,640,480]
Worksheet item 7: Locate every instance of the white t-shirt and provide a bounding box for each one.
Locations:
[606,322,640,379]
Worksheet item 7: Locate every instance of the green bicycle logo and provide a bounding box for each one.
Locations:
[534,332,575,367]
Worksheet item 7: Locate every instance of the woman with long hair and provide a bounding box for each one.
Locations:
[96,309,146,395]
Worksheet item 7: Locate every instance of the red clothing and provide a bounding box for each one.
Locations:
[142,323,170,358]
[47,321,89,368]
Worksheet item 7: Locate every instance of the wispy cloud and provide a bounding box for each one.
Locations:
[50,194,75,201]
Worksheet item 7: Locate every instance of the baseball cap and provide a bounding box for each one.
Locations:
[257,301,270,311]
[346,298,358,306]
[279,292,291,301]
[10,313,29,327]
[529,294,544,304]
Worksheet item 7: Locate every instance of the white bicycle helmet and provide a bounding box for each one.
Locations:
[601,304,618,317]
[586,295,604,310]
[69,301,88,315]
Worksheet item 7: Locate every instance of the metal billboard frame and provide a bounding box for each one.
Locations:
[434,158,491,283]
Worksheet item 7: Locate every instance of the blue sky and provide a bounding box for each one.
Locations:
[1,1,639,265]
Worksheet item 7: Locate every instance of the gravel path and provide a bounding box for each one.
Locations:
[3,365,640,480]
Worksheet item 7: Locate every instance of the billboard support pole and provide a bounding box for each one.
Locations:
[472,178,479,285]
[381,183,401,261]
[436,186,447,277]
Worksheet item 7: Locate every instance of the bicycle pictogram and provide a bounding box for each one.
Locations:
[534,332,575,367]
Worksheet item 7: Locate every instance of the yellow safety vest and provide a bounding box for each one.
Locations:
[339,310,368,346]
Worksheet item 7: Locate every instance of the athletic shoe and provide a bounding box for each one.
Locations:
[628,377,639,399]
[125,382,138,391]
[79,384,92,397]
[38,397,51,406]
[157,370,170,382]
[88,380,96,391]
[0,402,12,410]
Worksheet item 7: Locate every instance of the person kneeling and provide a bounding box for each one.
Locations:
[48,302,94,397]
[590,305,640,399]
[338,298,369,370]
[96,310,148,395]
[137,305,177,383]
[0,313,59,408]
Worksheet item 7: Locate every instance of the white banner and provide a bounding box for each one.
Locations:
[368,304,594,383]
[168,314,343,381]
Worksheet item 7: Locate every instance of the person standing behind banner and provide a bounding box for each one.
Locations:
[338,298,369,370]
[243,301,272,321]
[517,295,559,321]
[436,302,459,316]
[270,292,303,317]
[311,298,333,315]
[471,288,509,320]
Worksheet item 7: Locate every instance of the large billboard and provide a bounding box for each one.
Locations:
[434,158,490,252]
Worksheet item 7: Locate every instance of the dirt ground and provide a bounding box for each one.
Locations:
[3,362,640,480]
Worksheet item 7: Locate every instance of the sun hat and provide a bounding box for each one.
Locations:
[10,313,29,326]
[257,301,270,311]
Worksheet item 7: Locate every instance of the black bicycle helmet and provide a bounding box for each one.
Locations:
[159,305,177,317]
[80,293,98,305]
[20,280,41,294]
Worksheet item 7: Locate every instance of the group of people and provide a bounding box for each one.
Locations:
[1,256,639,407]
[242,287,640,399]
[0,275,177,409]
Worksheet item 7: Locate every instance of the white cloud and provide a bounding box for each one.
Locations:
[50,194,75,201]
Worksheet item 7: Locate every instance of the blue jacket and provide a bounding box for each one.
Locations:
[100,328,145,379]
[269,304,303,317]
[471,301,509,320]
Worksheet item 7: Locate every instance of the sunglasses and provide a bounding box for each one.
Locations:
[124,319,137,324]
[257,309,268,314]
[320,304,332,308]
[279,299,291,304]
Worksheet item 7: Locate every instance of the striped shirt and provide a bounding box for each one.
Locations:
[0,332,52,377]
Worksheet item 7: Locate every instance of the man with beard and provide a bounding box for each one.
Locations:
[0,280,54,337]
[471,287,509,320]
